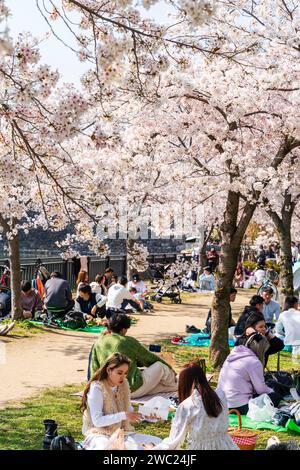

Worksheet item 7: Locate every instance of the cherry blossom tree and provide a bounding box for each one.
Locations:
[0,3,102,318]
[261,155,300,295]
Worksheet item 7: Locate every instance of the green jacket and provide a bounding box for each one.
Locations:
[90,333,171,392]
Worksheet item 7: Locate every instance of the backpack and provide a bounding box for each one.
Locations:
[0,291,11,317]
[50,434,77,450]
[61,311,87,330]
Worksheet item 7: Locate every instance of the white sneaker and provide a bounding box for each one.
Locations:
[0,324,9,335]
[1,322,15,336]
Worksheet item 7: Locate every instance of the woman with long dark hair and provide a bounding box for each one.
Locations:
[152,362,238,450]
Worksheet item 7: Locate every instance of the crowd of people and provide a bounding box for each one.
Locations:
[0,267,153,336]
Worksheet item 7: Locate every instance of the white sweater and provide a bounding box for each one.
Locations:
[276,308,300,345]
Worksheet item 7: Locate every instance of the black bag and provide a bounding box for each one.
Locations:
[272,407,293,427]
[50,435,77,450]
[264,351,293,396]
[61,311,87,330]
[265,371,294,396]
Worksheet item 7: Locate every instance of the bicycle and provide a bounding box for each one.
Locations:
[33,259,51,286]
[257,269,279,301]
[0,264,11,290]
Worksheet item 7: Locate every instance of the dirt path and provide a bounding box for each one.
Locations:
[0,290,251,408]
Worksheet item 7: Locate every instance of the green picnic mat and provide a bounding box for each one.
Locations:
[166,413,300,433]
[229,413,287,433]
[286,419,300,434]
[28,319,106,334]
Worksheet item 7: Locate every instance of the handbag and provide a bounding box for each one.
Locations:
[264,352,293,396]
[61,310,87,330]
[50,434,77,450]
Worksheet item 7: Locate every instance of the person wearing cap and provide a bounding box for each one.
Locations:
[128,274,151,311]
[198,266,215,292]
[234,295,264,337]
[262,287,281,324]
[235,311,284,367]
[218,333,282,415]
[128,274,148,295]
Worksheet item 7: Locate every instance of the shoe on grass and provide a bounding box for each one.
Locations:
[0,324,9,336]
[186,325,201,333]
[0,322,15,336]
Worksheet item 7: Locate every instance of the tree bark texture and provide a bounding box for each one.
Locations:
[126,238,136,280]
[266,193,295,297]
[8,230,23,320]
[210,191,256,368]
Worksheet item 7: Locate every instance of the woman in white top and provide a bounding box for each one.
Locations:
[276,296,300,361]
[149,362,238,451]
[90,274,107,296]
[81,352,161,450]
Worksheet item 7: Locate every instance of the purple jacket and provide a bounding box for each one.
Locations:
[217,345,273,408]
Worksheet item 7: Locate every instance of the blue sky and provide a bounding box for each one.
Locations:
[6,0,170,85]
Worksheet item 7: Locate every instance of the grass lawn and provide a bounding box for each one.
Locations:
[0,319,47,337]
[1,340,300,450]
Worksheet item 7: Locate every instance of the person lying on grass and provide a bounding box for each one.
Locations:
[88,313,177,398]
[81,352,162,450]
[145,362,238,450]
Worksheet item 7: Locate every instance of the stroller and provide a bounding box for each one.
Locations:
[150,277,182,304]
[145,263,165,282]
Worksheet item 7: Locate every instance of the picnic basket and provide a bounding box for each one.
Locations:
[228,409,257,450]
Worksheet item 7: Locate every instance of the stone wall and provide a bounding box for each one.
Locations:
[0,227,185,257]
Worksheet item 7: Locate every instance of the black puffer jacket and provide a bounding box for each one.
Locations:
[234,306,262,337]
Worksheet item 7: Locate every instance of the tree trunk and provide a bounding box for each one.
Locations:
[210,243,240,368]
[199,225,214,273]
[278,226,293,296]
[126,238,135,280]
[8,231,23,320]
[210,191,257,368]
[199,246,207,273]
[266,192,295,297]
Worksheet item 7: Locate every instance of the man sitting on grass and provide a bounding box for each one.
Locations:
[75,284,107,320]
[106,276,140,317]
[88,313,177,398]
[20,280,44,319]
[44,271,74,317]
